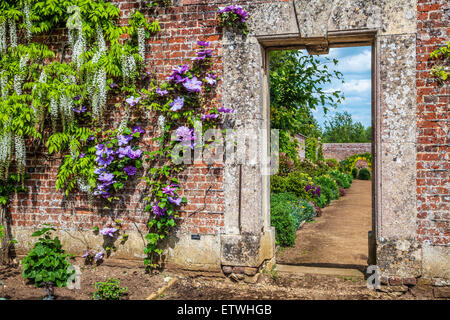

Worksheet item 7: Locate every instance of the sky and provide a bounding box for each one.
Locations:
[306,46,372,129]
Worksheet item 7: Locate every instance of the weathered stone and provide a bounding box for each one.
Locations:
[222,266,233,274]
[389,278,403,286]
[403,278,417,286]
[376,239,422,279]
[433,287,450,298]
[233,266,245,274]
[244,267,258,276]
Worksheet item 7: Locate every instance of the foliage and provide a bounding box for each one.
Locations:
[217,5,249,35]
[322,111,371,143]
[270,194,296,247]
[21,224,74,289]
[277,152,295,176]
[430,41,449,83]
[295,159,329,177]
[358,167,371,180]
[0,173,27,205]
[270,50,343,160]
[305,136,318,162]
[314,175,339,204]
[351,167,358,179]
[329,170,351,189]
[93,278,128,300]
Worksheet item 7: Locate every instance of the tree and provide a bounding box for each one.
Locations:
[269,50,344,160]
[322,111,371,143]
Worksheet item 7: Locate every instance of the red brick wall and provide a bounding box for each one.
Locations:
[416,0,449,245]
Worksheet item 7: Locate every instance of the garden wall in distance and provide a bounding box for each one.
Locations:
[322,143,372,161]
[7,0,449,285]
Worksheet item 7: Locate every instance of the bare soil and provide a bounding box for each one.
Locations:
[277,180,372,269]
[0,259,170,300]
[160,273,437,300]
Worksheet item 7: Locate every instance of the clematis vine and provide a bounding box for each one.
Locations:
[183,76,202,93]
[170,96,184,111]
[100,227,118,237]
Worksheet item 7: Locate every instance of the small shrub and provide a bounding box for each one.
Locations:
[22,225,75,299]
[325,158,339,169]
[358,168,371,180]
[93,278,128,300]
[278,153,295,176]
[314,175,339,204]
[351,167,358,178]
[270,201,296,247]
[346,172,354,184]
[329,170,351,189]
[270,175,288,194]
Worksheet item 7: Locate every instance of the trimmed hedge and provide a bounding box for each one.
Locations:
[358,168,371,180]
[329,170,351,189]
[351,167,358,179]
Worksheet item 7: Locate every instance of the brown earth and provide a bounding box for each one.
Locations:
[277,180,372,269]
[160,272,437,300]
[0,258,171,300]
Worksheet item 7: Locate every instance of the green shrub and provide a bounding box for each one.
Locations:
[358,168,371,180]
[271,193,302,229]
[298,200,315,223]
[22,225,74,294]
[270,200,297,247]
[329,170,351,189]
[325,158,339,169]
[93,278,128,300]
[270,175,288,194]
[314,175,339,204]
[345,173,353,184]
[351,167,358,179]
[278,153,296,176]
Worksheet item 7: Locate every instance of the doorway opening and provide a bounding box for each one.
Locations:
[266,41,375,273]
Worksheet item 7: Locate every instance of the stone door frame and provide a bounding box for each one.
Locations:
[259,30,379,265]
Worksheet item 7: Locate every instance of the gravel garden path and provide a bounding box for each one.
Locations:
[276,180,372,269]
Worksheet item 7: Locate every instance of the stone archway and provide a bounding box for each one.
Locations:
[220,0,421,281]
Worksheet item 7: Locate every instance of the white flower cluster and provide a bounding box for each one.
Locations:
[31,71,47,116]
[158,115,166,132]
[72,29,86,70]
[50,96,58,131]
[23,0,32,42]
[77,177,91,193]
[59,91,74,129]
[121,54,136,83]
[137,27,146,63]
[0,131,13,179]
[0,71,8,100]
[117,110,130,136]
[0,21,7,54]
[13,54,29,95]
[14,135,26,176]
[87,27,108,120]
[96,25,106,54]
[8,19,17,48]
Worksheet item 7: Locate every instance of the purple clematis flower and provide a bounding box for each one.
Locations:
[170,96,184,112]
[152,202,167,218]
[118,135,133,146]
[74,95,82,101]
[100,227,117,237]
[109,83,118,89]
[125,96,141,107]
[128,148,142,159]
[183,76,202,93]
[156,87,168,96]
[197,40,210,47]
[201,113,219,121]
[94,167,107,175]
[168,197,182,206]
[79,153,85,158]
[205,73,217,85]
[162,184,177,197]
[168,65,189,83]
[218,107,235,113]
[82,250,92,258]
[132,126,146,135]
[88,135,95,141]
[94,251,104,262]
[98,172,115,186]
[124,166,137,176]
[117,146,132,159]
[73,105,87,113]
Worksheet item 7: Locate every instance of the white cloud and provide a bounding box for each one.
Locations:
[336,49,371,73]
[342,79,371,94]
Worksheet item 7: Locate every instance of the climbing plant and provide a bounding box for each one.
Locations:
[0,0,236,271]
[430,41,449,83]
